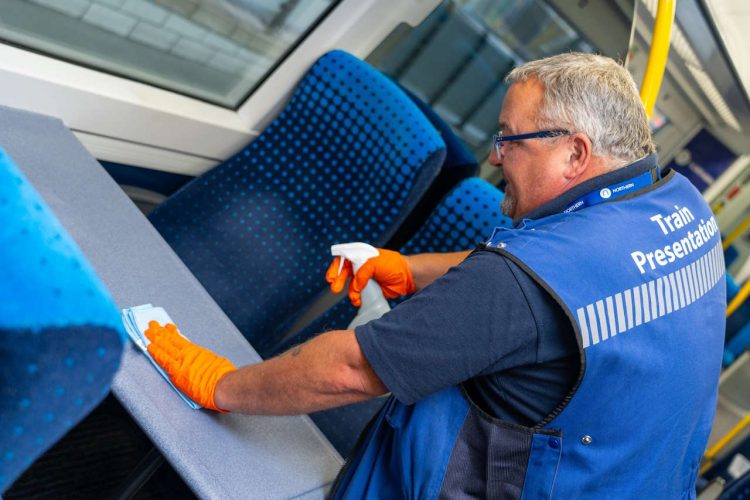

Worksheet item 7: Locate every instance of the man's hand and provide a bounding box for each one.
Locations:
[326,248,415,306]
[145,321,236,412]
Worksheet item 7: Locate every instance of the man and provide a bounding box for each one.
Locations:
[146,53,725,498]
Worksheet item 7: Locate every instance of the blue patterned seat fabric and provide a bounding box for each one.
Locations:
[0,149,125,493]
[149,50,446,357]
[384,81,479,249]
[278,177,511,456]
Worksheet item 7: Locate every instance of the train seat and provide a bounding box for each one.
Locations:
[385,82,479,249]
[276,177,512,456]
[0,148,125,493]
[149,50,446,357]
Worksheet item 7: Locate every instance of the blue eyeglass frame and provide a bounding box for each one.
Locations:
[493,129,571,157]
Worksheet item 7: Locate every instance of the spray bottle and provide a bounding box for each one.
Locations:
[331,242,391,329]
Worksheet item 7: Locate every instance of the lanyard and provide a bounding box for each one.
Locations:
[563,168,659,214]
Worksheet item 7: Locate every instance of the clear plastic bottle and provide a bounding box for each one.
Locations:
[331,242,391,329]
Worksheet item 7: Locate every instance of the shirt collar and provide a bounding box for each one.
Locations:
[514,153,659,225]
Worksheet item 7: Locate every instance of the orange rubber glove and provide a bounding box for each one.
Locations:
[145,321,236,412]
[326,248,415,307]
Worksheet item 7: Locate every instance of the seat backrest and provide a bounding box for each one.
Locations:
[149,50,445,357]
[0,149,124,493]
[280,177,511,455]
[397,176,511,255]
[385,82,479,249]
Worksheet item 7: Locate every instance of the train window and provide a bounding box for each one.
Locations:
[0,0,337,108]
[456,0,593,61]
[367,0,593,165]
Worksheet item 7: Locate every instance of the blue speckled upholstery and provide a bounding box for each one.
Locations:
[149,50,446,357]
[385,82,479,249]
[0,149,125,492]
[282,177,511,456]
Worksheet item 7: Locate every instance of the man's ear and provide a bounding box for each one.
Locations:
[563,132,592,180]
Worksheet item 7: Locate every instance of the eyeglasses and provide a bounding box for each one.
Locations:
[492,129,571,157]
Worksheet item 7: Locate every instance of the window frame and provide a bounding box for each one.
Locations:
[0,0,440,175]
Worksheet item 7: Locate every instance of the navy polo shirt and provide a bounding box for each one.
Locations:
[356,155,659,425]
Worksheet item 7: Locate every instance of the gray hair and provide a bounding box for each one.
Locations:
[506,52,656,166]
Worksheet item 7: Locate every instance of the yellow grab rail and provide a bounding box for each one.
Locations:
[724,216,750,316]
[639,0,676,117]
[727,280,750,317]
[723,214,750,250]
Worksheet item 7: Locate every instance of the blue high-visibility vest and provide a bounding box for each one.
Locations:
[331,170,725,499]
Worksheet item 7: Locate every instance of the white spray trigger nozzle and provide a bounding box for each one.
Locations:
[331,242,391,327]
[331,242,380,274]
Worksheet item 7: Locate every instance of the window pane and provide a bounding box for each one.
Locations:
[368,0,593,161]
[0,0,336,107]
[456,0,593,61]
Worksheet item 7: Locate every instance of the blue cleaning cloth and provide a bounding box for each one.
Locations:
[122,304,201,409]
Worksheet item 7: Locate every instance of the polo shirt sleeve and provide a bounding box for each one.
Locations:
[355,250,541,405]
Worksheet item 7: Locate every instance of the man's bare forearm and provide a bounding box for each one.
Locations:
[404,251,471,291]
[213,330,387,415]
